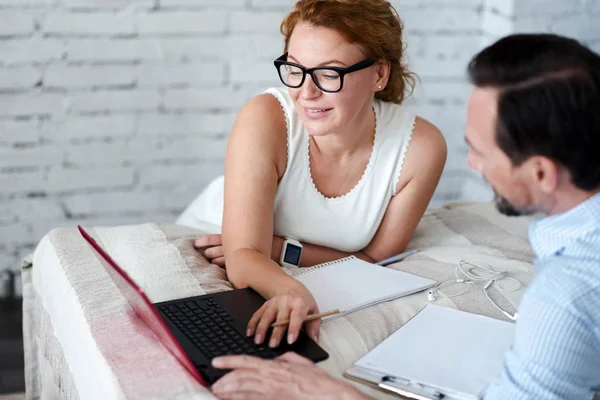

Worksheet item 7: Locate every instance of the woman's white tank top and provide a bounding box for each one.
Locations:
[266,87,415,253]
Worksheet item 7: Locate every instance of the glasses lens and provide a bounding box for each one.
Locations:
[278,64,304,87]
[314,69,341,92]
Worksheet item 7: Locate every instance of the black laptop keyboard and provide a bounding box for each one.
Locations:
[159,298,278,360]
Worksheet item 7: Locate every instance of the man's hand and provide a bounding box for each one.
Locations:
[211,352,371,400]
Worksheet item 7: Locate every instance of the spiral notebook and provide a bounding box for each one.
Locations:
[293,256,436,321]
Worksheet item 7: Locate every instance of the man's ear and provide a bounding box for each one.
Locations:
[532,156,560,194]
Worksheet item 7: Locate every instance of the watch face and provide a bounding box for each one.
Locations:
[284,243,302,265]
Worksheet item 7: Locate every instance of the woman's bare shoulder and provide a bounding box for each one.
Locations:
[239,93,287,127]
[397,116,447,188]
[227,93,288,176]
[231,94,287,138]
[410,117,447,159]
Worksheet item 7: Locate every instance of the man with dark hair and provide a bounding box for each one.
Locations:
[208,33,600,400]
[463,33,600,399]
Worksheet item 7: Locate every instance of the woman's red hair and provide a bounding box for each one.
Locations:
[280,0,417,104]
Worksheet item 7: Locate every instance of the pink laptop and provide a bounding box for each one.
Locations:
[78,226,207,385]
[78,226,328,385]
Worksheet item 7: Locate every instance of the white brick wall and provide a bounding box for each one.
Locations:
[160,0,245,7]
[0,66,42,90]
[62,0,154,7]
[0,0,599,297]
[0,11,36,36]
[0,93,65,117]
[69,90,161,113]
[0,120,39,144]
[0,38,64,65]
[137,11,228,35]
[41,115,136,141]
[43,13,136,36]
[231,10,287,34]
[64,38,161,62]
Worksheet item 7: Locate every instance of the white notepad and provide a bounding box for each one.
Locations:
[346,304,516,400]
[293,256,436,321]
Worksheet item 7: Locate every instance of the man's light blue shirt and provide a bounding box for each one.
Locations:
[485,193,600,399]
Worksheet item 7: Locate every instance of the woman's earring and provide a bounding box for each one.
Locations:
[378,85,382,89]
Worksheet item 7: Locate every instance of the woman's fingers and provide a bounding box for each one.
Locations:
[248,291,318,348]
[203,245,225,260]
[269,307,292,348]
[254,305,279,345]
[286,305,307,345]
[194,235,226,265]
[247,304,267,337]
[194,234,222,248]
[212,257,226,267]
[305,318,321,343]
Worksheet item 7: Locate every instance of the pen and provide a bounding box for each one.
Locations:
[376,249,418,266]
[270,309,341,328]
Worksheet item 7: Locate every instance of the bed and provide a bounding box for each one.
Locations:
[22,201,536,400]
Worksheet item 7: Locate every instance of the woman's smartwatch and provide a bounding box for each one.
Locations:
[279,238,303,268]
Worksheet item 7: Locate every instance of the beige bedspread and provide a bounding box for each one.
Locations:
[22,202,536,399]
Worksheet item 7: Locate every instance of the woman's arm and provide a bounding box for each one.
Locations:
[361,117,446,259]
[220,93,322,347]
[221,94,293,294]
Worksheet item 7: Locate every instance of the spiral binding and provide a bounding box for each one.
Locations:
[294,255,357,276]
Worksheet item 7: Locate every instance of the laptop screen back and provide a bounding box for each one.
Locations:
[78,226,206,386]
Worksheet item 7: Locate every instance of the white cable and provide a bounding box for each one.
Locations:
[484,287,518,321]
[428,270,474,300]
[429,259,521,321]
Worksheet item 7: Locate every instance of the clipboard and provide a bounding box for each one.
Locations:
[344,366,451,399]
[344,305,515,400]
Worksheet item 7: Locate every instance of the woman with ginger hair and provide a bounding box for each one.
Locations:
[178,0,446,350]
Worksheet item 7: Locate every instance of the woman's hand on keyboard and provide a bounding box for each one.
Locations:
[246,283,320,348]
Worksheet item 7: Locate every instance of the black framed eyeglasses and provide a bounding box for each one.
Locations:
[273,53,376,93]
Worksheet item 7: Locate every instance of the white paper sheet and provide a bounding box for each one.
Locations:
[353,305,515,399]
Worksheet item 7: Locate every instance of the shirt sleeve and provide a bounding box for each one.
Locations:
[484,267,600,400]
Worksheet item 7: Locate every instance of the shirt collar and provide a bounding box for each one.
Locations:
[529,192,600,258]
